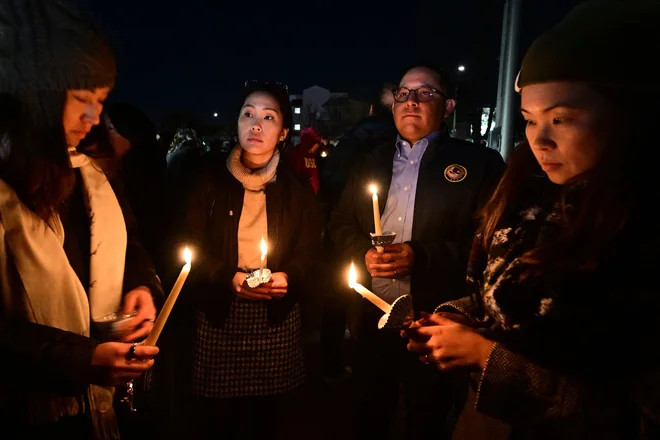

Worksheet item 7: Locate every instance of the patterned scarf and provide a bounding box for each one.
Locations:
[467,177,576,333]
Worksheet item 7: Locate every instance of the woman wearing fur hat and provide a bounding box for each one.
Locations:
[406,1,660,438]
[0,1,161,438]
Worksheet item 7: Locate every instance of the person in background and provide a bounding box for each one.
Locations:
[320,82,398,211]
[172,81,321,439]
[318,82,398,382]
[0,1,161,438]
[407,2,660,438]
[285,126,325,195]
[104,102,168,275]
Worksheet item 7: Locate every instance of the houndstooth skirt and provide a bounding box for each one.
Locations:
[190,299,305,398]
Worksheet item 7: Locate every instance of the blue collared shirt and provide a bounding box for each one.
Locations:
[372,131,441,302]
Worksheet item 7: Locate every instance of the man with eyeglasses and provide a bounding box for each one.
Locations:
[329,64,505,439]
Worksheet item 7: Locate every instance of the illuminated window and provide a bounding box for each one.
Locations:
[480,107,491,136]
[294,107,301,114]
[294,124,301,131]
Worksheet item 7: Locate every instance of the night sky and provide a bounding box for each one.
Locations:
[83,0,583,127]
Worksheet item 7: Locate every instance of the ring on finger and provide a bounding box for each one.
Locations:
[126,343,138,360]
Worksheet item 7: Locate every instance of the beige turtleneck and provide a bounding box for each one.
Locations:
[226,145,279,270]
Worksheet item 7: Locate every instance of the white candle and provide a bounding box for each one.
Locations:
[144,248,192,346]
[369,184,383,235]
[259,237,267,281]
[348,262,391,313]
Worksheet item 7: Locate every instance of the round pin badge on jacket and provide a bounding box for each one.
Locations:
[444,164,467,183]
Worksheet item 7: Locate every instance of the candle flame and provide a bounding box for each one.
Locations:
[348,262,357,289]
[183,247,192,265]
[260,237,267,256]
[369,184,378,195]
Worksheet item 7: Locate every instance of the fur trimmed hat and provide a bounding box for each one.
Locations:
[0,0,116,93]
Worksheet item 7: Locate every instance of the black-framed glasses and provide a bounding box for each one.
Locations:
[392,86,447,103]
[244,80,289,93]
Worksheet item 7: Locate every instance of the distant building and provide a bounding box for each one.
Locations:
[289,85,370,144]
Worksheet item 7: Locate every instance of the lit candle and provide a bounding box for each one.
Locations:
[144,248,192,346]
[369,184,383,235]
[348,262,391,313]
[259,237,267,281]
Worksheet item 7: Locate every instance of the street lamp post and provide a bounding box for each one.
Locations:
[452,65,465,136]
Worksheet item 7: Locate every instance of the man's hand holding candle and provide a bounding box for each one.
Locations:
[365,243,415,278]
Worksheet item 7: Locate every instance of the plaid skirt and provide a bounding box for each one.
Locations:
[190,299,305,398]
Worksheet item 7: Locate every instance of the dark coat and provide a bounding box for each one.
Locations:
[328,131,505,315]
[440,177,660,440]
[175,151,322,326]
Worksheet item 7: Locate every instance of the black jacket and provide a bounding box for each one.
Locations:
[175,151,322,325]
[328,131,505,315]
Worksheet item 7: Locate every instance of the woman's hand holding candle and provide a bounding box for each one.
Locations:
[120,286,157,342]
[233,272,289,301]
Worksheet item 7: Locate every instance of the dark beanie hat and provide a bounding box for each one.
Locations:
[0,0,116,94]
[516,0,660,91]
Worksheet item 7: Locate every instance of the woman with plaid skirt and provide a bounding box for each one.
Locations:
[171,81,322,439]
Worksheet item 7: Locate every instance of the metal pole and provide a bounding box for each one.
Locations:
[489,0,510,152]
[500,0,523,161]
[452,84,458,136]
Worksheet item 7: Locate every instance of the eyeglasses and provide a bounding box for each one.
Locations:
[244,80,289,93]
[392,87,447,103]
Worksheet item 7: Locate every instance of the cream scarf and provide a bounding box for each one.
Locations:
[226,145,279,270]
[0,150,126,433]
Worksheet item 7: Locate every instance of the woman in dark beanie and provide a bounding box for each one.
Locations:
[171,82,321,439]
[406,1,660,439]
[0,1,161,438]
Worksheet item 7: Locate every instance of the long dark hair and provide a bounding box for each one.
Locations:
[0,91,74,220]
[477,87,652,273]
[0,90,117,220]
